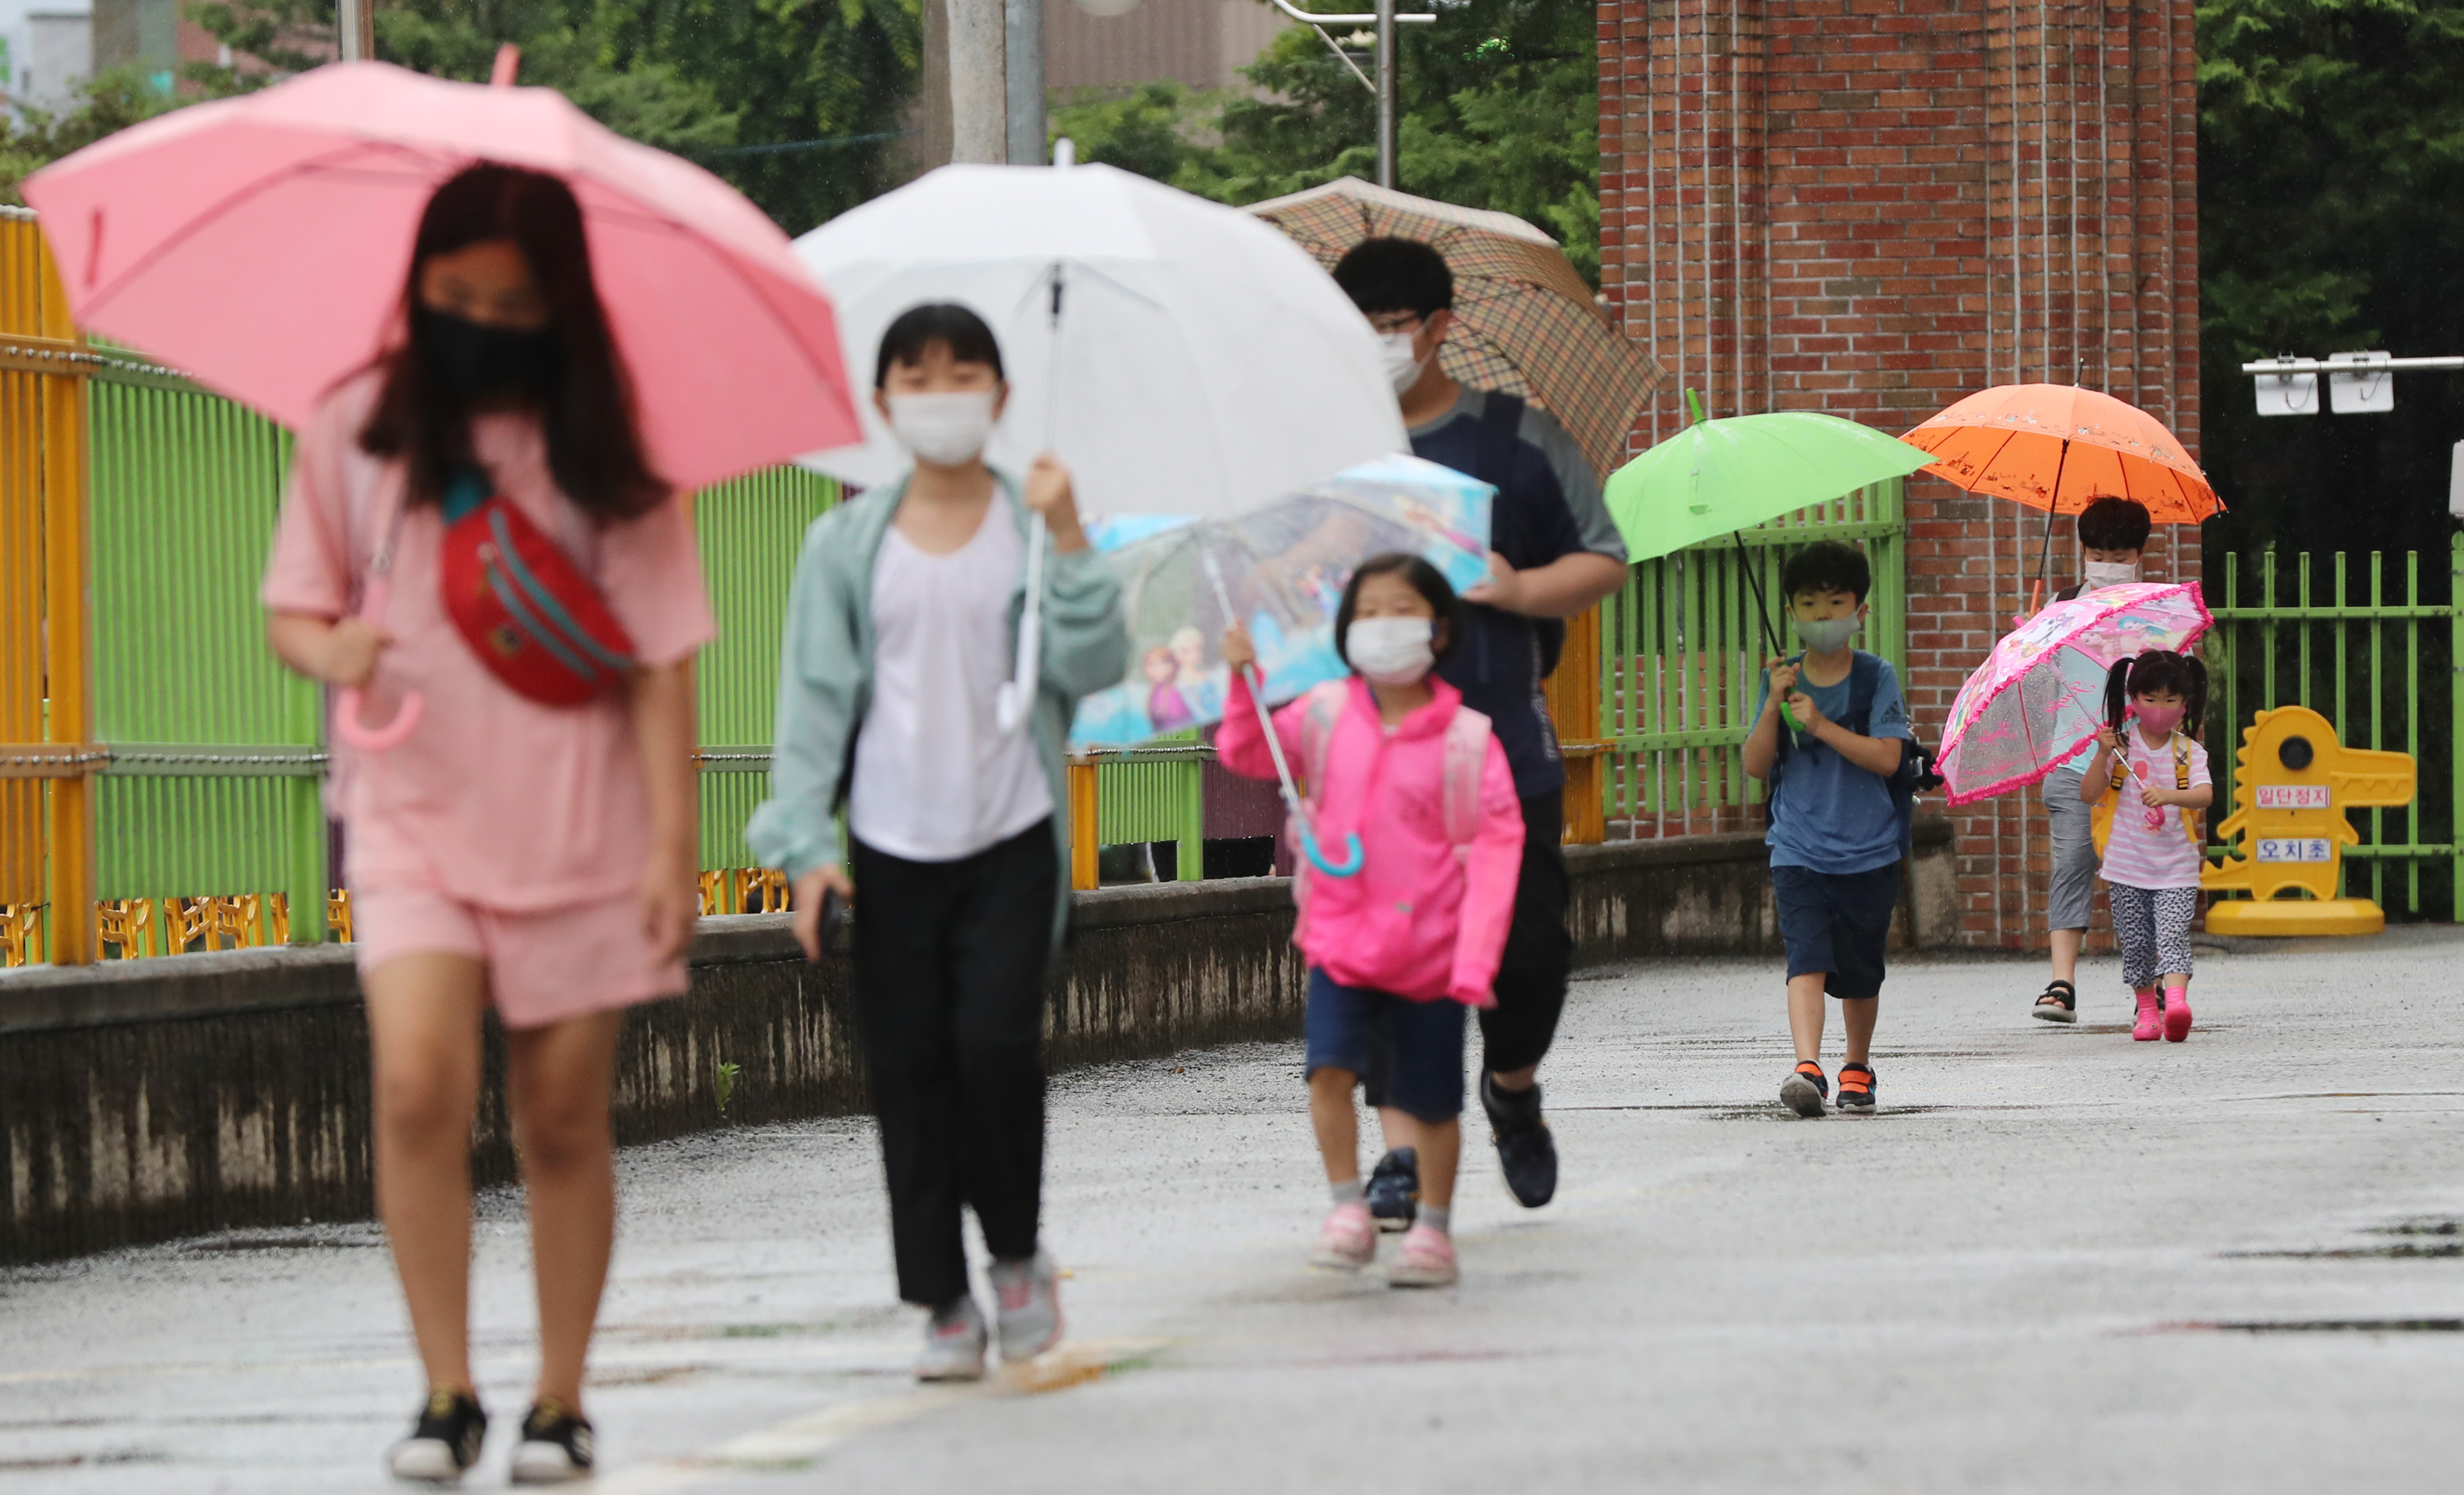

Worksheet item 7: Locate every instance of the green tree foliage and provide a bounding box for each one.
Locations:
[2197,0,2464,556]
[8,1,920,232]
[1052,0,1598,281]
[3,70,190,205]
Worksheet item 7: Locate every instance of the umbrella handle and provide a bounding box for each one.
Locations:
[996,518,1048,733]
[334,686,423,752]
[1299,824,1365,878]
[331,571,420,751]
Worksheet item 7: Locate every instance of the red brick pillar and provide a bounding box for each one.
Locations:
[1598,0,2200,948]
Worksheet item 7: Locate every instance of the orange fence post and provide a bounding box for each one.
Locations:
[0,211,50,936]
[1,206,96,963]
[1068,759,1100,890]
[1544,605,1607,845]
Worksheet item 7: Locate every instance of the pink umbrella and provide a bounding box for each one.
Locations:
[1938,581,2213,805]
[21,57,859,491]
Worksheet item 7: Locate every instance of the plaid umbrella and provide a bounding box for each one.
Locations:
[1247,177,1666,481]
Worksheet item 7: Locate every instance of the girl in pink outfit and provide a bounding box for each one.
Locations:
[2080,650,2214,1044]
[260,167,713,1486]
[1217,553,1523,1289]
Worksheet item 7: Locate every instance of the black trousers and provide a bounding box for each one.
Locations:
[1479,787,1573,1076]
[850,819,1057,1308]
[1366,787,1573,1104]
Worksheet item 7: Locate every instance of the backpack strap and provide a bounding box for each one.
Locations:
[1845,650,1879,738]
[1440,705,1493,858]
[1472,391,1525,492]
[1295,681,1351,813]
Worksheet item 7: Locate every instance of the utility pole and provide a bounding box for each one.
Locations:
[943,0,1009,163]
[1005,0,1045,168]
[1374,0,1396,188]
[1268,2,1433,190]
[337,0,375,61]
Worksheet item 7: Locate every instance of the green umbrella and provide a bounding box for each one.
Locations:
[1604,388,1938,657]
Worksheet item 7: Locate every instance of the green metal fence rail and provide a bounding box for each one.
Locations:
[1086,733,1207,881]
[690,464,840,904]
[1598,479,1907,835]
[88,370,325,951]
[2207,539,2463,920]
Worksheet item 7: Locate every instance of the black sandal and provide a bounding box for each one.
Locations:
[2032,979,2078,1024]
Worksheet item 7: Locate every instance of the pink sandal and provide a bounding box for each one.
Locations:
[1310,1200,1376,1270]
[1388,1224,1458,1288]
[2163,985,2193,1042]
[2132,988,2162,1042]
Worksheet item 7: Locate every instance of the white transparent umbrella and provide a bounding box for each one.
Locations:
[793,153,1406,726]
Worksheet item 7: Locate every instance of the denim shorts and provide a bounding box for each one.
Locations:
[1303,969,1468,1123]
[1771,862,1902,1001]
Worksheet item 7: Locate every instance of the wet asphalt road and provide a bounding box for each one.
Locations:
[5,928,2463,1493]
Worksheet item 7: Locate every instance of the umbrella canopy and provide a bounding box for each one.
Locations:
[1603,391,1940,563]
[1938,580,2214,805]
[793,160,1404,519]
[21,61,861,492]
[1070,454,1492,746]
[1900,384,2220,525]
[1247,176,1665,481]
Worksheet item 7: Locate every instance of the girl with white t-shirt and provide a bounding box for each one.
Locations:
[2079,650,2214,1043]
[747,304,1128,1382]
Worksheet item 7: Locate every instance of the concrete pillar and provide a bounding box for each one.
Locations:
[947,0,1009,164]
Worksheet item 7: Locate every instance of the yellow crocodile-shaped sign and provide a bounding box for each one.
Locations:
[2203,704,2416,935]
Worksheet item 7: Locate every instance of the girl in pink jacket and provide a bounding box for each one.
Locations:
[1219,553,1523,1288]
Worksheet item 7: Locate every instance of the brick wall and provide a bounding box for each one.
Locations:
[1597,0,2200,948]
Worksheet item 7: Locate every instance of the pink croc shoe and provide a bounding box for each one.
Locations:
[1388,1224,1459,1289]
[2163,986,2193,1042]
[1310,1200,1376,1270]
[2132,988,2162,1042]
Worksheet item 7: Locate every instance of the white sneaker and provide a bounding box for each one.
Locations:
[916,1296,988,1382]
[988,1250,1064,1363]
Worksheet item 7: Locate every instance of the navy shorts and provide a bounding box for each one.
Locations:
[1772,862,1902,1001]
[1304,969,1468,1123]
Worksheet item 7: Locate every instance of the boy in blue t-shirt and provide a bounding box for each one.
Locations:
[1742,541,1915,1117]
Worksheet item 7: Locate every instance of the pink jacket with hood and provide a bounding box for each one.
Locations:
[1218,671,1523,1005]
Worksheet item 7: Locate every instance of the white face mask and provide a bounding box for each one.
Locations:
[1344,615,1435,686]
[885,391,997,467]
[2082,559,2139,591]
[1378,331,1430,395]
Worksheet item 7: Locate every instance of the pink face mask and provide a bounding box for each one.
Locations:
[2134,702,2185,735]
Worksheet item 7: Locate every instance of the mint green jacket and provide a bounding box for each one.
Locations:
[744,473,1128,947]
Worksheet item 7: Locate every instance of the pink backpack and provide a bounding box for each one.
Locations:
[1288,681,1491,911]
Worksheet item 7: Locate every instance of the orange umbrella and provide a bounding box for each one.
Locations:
[1901,383,2221,611]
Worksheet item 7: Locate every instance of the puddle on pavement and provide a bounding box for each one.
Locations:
[2165,1318,2464,1334]
[177,1230,384,1253]
[2225,1217,2463,1261]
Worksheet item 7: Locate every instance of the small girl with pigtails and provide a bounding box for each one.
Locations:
[2079,650,2214,1042]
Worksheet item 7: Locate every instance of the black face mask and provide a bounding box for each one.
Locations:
[415,305,555,400]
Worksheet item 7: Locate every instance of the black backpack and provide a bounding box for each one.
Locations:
[1768,650,1944,844]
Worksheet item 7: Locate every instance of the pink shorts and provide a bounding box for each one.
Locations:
[351,886,687,1029]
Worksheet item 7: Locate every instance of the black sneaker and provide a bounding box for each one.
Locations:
[1480,1072,1558,1208]
[387,1387,486,1486]
[1779,1061,1828,1118]
[1365,1147,1420,1232]
[510,1400,595,1485]
[1835,1062,1876,1114]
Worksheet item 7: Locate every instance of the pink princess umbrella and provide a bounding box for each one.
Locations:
[1938,581,2214,806]
[23,51,862,748]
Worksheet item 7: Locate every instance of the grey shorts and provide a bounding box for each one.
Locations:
[2044,767,2098,932]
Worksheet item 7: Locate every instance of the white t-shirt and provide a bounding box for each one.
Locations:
[848,505,1054,862]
